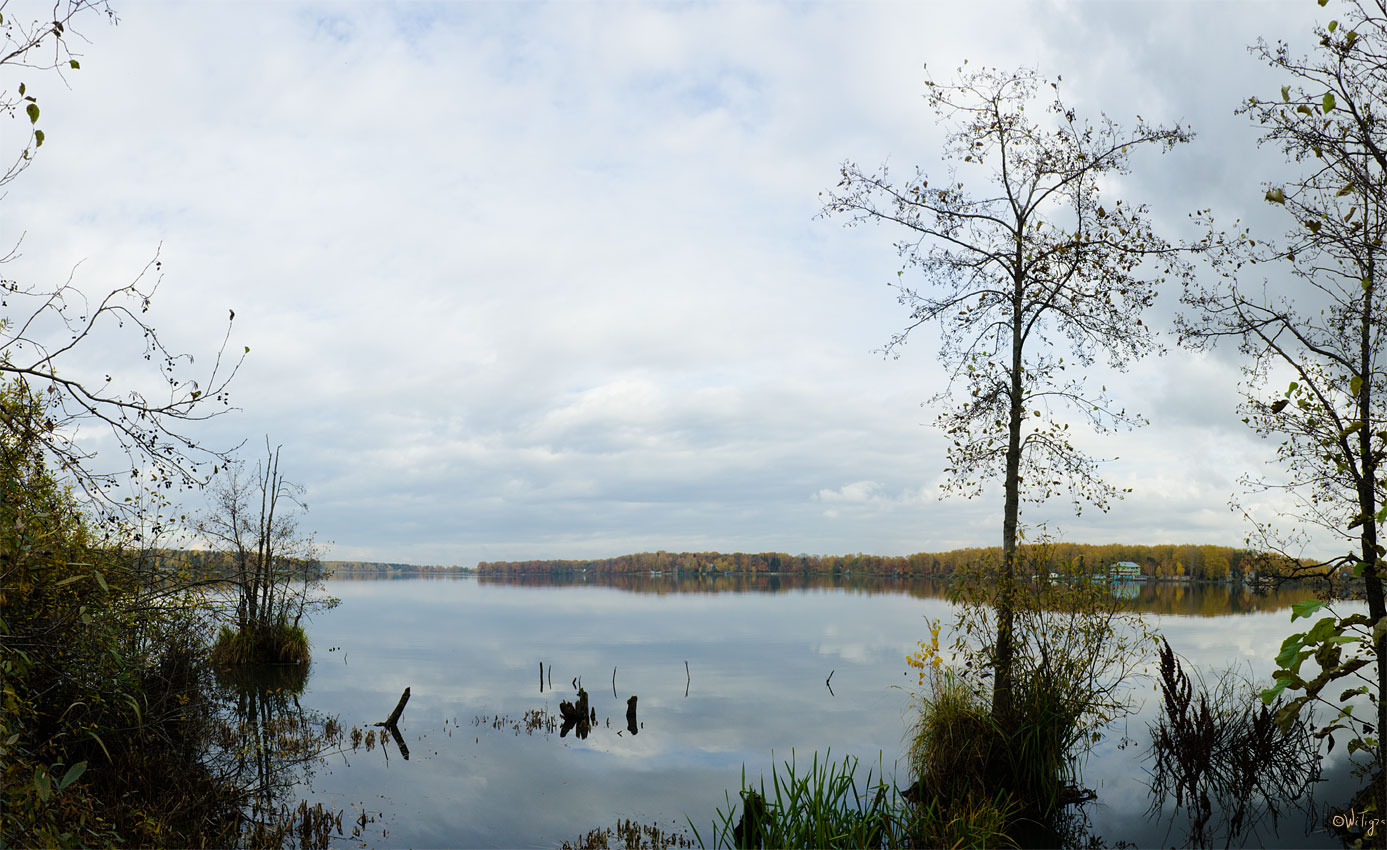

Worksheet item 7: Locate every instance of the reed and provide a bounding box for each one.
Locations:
[905,663,1084,845]
[210,620,311,666]
[691,751,910,849]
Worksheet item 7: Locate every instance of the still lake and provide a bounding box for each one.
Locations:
[289,574,1364,848]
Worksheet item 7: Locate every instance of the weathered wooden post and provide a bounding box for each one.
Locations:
[375,686,410,730]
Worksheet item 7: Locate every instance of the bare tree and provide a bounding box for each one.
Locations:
[821,65,1195,720]
[1180,0,1387,773]
[200,443,329,663]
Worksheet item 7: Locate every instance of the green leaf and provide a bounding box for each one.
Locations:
[93,571,108,592]
[1329,19,1338,32]
[1291,598,1326,621]
[1297,104,1313,116]
[25,103,39,124]
[1319,0,1329,5]
[1281,85,1291,102]
[57,761,86,791]
[1307,615,1338,643]
[1337,183,1356,196]
[33,129,43,148]
[69,59,79,70]
[84,730,110,761]
[54,574,86,587]
[1276,633,1306,667]
[1352,375,1364,396]
[1261,678,1290,705]
[1266,188,1286,204]
[1323,92,1336,112]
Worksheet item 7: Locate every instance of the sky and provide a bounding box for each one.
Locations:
[4,0,1346,565]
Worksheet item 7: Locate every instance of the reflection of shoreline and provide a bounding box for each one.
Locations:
[325,569,1327,616]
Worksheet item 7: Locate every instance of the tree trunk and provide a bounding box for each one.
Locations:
[1358,273,1386,772]
[994,264,1026,726]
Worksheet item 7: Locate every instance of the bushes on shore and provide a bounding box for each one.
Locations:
[0,385,244,847]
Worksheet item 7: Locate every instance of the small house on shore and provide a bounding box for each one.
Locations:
[1108,561,1144,581]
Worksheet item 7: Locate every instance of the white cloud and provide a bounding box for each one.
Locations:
[2,0,1346,563]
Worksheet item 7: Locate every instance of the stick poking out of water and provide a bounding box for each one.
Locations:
[374,686,411,729]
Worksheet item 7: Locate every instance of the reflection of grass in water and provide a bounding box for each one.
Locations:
[472,708,564,736]
[562,818,693,850]
[212,657,310,695]
[1148,638,1321,848]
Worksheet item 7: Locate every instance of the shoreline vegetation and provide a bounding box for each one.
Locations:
[317,542,1315,584]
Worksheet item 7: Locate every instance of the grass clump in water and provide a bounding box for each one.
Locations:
[906,667,1021,848]
[210,620,310,666]
[692,750,912,849]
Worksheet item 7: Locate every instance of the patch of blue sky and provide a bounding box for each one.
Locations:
[307,11,354,45]
[626,66,767,129]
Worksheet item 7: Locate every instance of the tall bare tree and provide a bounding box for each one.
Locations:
[200,443,327,661]
[1181,0,1387,774]
[822,65,1195,720]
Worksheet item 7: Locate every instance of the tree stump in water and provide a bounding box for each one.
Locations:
[733,790,767,848]
[559,687,591,739]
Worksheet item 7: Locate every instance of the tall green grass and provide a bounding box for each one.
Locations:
[209,620,310,666]
[690,751,906,849]
[689,745,1020,849]
[907,668,1022,847]
[905,664,1084,845]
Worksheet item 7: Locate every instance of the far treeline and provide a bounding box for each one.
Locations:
[322,559,463,575]
[474,543,1294,583]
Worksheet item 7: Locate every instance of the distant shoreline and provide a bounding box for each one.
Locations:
[324,542,1337,584]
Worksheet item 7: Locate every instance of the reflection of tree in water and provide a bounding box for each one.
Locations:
[474,571,1322,615]
[208,664,346,849]
[1146,639,1321,848]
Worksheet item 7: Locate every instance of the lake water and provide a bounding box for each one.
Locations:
[285,574,1367,848]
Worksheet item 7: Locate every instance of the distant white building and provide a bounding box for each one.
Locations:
[1108,561,1143,580]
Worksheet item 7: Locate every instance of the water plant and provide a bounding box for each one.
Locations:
[210,620,311,666]
[690,750,909,849]
[1149,637,1321,848]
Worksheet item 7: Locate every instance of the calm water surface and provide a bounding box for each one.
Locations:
[290,575,1364,848]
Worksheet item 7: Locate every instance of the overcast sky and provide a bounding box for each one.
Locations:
[6,0,1344,565]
